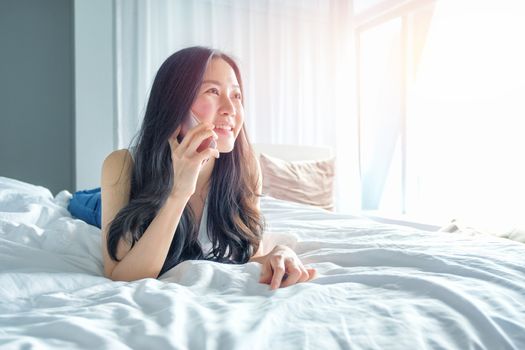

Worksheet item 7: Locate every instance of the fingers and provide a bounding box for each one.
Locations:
[297,266,310,283]
[171,124,219,164]
[172,122,216,154]
[279,262,302,288]
[305,268,317,281]
[168,126,182,149]
[200,147,220,161]
[188,128,218,154]
[171,125,182,142]
[256,251,317,290]
[270,259,286,290]
[262,264,315,289]
[197,136,219,156]
[259,261,273,284]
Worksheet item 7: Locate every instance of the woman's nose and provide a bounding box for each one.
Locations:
[219,94,235,116]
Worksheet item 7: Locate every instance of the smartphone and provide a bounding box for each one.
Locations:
[177,112,217,152]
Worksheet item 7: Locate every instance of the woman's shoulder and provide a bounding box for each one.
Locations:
[104,148,133,162]
[102,149,134,188]
[103,149,134,171]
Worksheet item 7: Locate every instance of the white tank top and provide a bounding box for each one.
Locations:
[198,195,213,255]
[129,147,213,254]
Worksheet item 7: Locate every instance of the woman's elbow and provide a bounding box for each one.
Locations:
[104,265,158,282]
[103,266,117,281]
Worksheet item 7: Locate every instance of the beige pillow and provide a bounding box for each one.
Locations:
[259,152,335,211]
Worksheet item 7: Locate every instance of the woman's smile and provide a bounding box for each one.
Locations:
[214,126,233,136]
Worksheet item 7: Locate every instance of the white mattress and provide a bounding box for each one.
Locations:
[1,176,524,349]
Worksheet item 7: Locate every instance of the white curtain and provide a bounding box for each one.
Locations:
[114,0,360,212]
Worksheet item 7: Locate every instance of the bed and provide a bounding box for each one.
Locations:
[1,175,524,349]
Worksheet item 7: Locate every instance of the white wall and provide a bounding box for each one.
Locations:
[74,0,116,190]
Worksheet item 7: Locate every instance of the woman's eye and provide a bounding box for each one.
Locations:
[207,88,219,95]
[234,93,242,99]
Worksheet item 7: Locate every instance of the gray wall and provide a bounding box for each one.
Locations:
[0,0,75,195]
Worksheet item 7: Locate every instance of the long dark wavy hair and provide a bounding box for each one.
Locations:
[106,46,264,277]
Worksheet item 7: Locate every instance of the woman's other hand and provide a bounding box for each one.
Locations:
[258,245,317,290]
[168,123,219,199]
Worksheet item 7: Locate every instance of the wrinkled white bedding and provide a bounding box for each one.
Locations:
[1,176,524,349]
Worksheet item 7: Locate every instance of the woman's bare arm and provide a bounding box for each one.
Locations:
[101,150,189,281]
[101,124,218,281]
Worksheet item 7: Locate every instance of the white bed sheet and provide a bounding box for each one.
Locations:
[1,176,524,349]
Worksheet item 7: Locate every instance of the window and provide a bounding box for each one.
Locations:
[356,0,525,224]
[356,0,436,217]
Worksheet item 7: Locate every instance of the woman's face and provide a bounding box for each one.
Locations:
[191,57,244,153]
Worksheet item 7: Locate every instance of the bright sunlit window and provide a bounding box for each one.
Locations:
[357,0,525,225]
[353,0,388,14]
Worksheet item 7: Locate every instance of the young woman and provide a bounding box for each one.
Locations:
[101,46,316,289]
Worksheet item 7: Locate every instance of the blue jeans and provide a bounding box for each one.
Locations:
[67,187,101,228]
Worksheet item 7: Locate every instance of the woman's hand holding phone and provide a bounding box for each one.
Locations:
[178,113,217,152]
[168,122,219,200]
